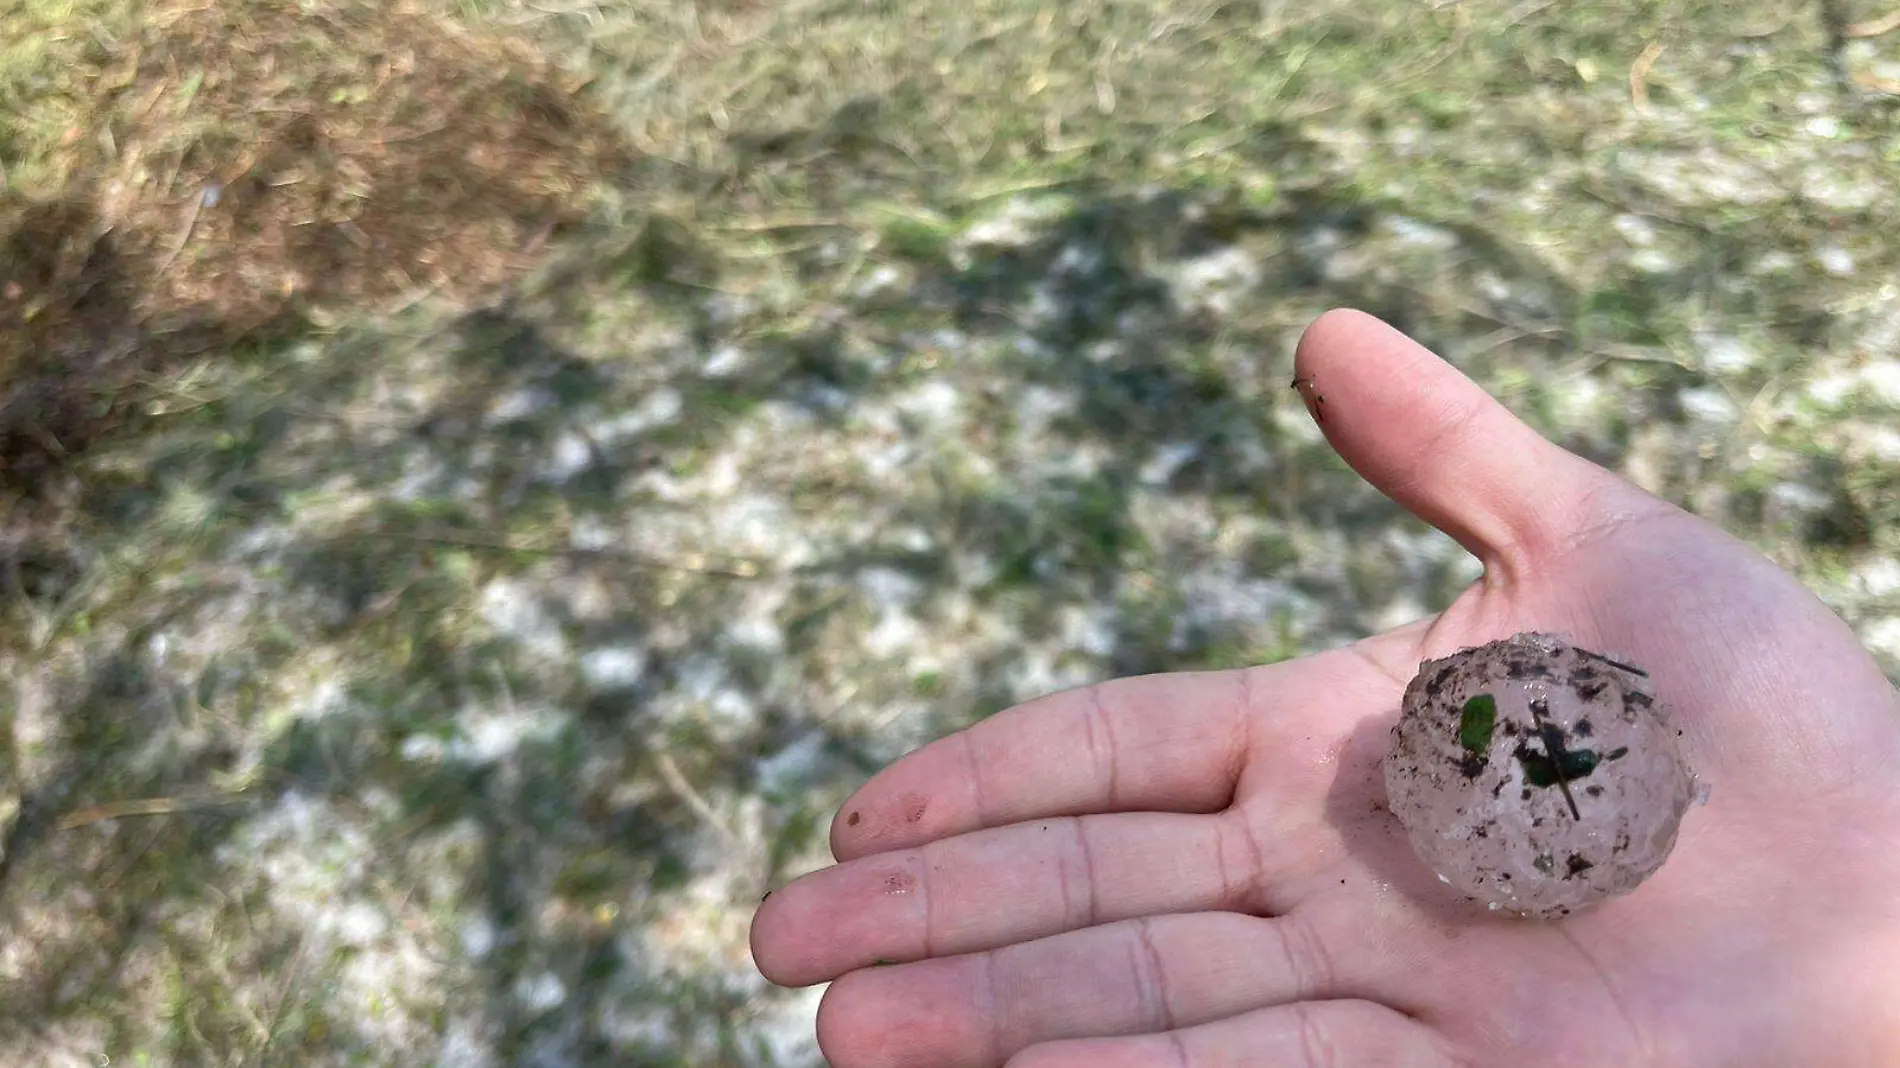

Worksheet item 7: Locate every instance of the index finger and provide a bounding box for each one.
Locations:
[829,667,1264,862]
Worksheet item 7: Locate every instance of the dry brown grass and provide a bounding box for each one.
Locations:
[0,0,634,496]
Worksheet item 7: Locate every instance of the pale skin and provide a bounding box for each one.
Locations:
[749,309,1900,1067]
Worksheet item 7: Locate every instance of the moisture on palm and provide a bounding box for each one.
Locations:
[1384,633,1703,918]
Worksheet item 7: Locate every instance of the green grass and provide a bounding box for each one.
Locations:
[0,0,140,196]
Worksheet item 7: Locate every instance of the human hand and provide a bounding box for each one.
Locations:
[749,310,1900,1066]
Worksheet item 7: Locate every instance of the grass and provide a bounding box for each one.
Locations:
[0,0,141,195]
[1,0,631,495]
[3,0,1900,1064]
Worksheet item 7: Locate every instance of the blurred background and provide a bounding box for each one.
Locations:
[1,0,1897,1063]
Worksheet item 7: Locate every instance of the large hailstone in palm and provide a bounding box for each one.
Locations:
[1383,632,1702,918]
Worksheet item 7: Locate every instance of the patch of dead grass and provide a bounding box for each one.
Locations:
[0,0,635,496]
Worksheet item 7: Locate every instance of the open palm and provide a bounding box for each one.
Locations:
[751,310,1900,1067]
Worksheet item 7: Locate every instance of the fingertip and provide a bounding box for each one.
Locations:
[816,965,949,1068]
[828,792,880,862]
[828,757,960,861]
[814,969,868,1062]
[750,886,849,989]
[822,956,1000,1068]
[1295,307,1389,374]
[750,876,848,988]
[748,889,799,987]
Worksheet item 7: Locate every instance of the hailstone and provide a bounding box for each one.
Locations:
[1382,632,1701,918]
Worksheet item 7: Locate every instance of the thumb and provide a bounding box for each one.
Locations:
[1292,309,1648,580]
